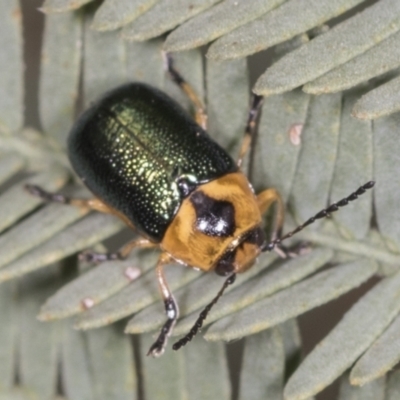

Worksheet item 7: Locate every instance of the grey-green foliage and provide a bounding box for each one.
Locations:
[2,1,400,399]
[91,0,160,31]
[0,0,23,135]
[121,0,221,42]
[42,0,400,119]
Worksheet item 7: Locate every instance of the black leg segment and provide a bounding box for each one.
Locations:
[147,253,178,357]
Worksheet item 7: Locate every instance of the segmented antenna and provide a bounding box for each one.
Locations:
[172,274,236,351]
[173,180,375,351]
[265,181,375,251]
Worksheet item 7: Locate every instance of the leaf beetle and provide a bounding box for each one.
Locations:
[26,53,375,356]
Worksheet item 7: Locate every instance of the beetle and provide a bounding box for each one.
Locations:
[26,53,374,356]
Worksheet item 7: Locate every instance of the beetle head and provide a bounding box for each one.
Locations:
[215,226,266,275]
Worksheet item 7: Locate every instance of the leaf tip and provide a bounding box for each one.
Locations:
[302,83,327,95]
[37,311,50,321]
[351,106,370,120]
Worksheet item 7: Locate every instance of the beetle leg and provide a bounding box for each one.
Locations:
[25,184,113,214]
[79,238,157,263]
[147,252,179,357]
[237,94,264,168]
[163,51,207,130]
[257,188,284,242]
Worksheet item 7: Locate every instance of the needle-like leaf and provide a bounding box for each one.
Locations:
[91,0,160,31]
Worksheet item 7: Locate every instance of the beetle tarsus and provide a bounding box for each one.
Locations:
[25,184,68,204]
[147,296,178,357]
[273,242,312,258]
[162,51,184,85]
[147,341,165,357]
[147,319,175,357]
[78,250,120,264]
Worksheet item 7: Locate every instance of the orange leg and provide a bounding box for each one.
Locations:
[79,238,157,263]
[163,52,207,130]
[257,188,284,242]
[25,184,113,214]
[25,184,157,262]
[147,253,178,357]
[237,94,264,168]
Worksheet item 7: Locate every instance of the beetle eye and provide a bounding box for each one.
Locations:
[245,227,267,250]
[176,174,197,197]
[215,250,236,276]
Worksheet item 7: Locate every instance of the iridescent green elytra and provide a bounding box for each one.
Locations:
[68,83,237,242]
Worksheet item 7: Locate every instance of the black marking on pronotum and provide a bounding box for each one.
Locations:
[190,191,235,237]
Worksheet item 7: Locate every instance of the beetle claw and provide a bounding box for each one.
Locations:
[147,341,165,357]
[78,251,96,263]
[25,184,41,196]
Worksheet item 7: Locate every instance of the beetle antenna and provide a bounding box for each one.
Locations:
[265,181,375,252]
[172,273,236,351]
